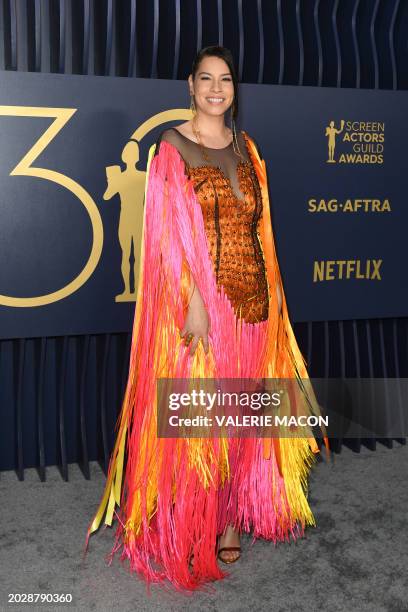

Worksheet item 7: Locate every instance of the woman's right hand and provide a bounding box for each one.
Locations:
[180,285,210,357]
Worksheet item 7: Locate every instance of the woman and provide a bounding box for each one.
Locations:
[84,46,330,592]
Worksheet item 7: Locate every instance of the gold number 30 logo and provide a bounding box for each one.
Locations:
[0,106,193,308]
[0,106,103,307]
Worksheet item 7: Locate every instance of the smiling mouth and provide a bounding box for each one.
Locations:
[206,97,225,104]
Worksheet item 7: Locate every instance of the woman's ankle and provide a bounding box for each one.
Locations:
[219,524,240,541]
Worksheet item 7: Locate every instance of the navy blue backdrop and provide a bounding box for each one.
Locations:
[1,71,406,340]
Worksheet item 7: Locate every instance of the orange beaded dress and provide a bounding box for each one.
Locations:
[159,127,269,324]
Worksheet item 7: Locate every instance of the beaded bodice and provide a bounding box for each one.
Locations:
[156,127,269,324]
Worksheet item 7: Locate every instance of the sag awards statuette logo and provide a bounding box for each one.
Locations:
[325,120,384,164]
[104,142,146,303]
[106,109,192,303]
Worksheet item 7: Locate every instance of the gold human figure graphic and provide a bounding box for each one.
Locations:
[103,140,145,301]
[325,119,345,162]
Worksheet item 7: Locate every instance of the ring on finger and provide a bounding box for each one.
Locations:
[185,333,194,346]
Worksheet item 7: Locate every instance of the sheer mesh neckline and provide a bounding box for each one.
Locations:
[166,126,251,165]
[173,128,234,150]
[159,127,253,202]
[183,130,251,203]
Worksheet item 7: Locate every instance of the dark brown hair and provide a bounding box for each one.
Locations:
[191,46,239,121]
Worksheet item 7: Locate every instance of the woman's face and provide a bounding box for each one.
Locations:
[189,56,234,117]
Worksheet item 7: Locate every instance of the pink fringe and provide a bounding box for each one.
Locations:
[92,141,319,593]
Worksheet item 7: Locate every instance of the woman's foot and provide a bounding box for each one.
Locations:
[217,524,241,563]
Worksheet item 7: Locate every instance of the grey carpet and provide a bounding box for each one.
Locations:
[0,443,407,612]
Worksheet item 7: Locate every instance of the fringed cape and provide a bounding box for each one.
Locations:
[84,132,330,592]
